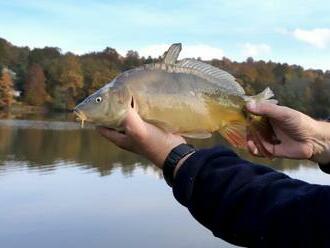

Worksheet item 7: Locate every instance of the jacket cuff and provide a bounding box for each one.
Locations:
[172,146,235,207]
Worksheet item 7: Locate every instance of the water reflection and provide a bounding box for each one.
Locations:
[0,119,156,177]
[0,116,326,248]
[0,117,314,177]
[0,117,235,248]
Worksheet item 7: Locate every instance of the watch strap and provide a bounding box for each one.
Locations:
[163,143,196,187]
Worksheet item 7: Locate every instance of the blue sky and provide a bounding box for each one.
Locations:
[1,0,330,70]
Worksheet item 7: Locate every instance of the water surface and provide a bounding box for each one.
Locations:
[0,115,328,248]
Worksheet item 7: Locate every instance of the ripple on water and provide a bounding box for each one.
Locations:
[0,119,94,130]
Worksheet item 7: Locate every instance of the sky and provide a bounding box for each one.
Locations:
[0,0,330,70]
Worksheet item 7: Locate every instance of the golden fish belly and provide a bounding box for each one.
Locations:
[134,92,246,134]
[135,93,215,133]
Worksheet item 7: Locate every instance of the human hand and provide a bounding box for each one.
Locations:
[246,101,330,164]
[96,107,186,169]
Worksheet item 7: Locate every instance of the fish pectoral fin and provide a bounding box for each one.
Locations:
[219,121,247,149]
[180,132,212,139]
[163,43,182,65]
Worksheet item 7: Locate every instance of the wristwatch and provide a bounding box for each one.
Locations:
[162,143,196,187]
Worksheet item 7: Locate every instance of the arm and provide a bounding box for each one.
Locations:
[173,146,330,247]
[314,121,330,165]
[97,107,330,247]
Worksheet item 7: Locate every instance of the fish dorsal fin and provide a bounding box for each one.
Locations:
[177,59,245,95]
[163,43,182,65]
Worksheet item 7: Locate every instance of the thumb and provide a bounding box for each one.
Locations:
[246,100,286,119]
[122,108,147,139]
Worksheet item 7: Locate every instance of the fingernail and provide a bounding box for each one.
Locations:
[253,147,258,155]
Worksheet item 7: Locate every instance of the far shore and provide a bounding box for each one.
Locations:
[0,103,74,119]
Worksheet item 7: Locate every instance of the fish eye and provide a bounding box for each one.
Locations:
[95,96,102,103]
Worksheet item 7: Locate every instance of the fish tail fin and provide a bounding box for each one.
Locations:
[219,118,278,158]
[244,87,279,158]
[219,121,247,149]
[243,87,278,105]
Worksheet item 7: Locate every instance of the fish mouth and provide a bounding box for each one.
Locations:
[73,108,87,128]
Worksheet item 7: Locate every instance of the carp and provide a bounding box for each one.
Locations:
[74,43,278,156]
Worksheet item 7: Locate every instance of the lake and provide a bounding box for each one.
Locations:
[0,114,329,248]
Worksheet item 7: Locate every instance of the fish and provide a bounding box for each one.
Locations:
[74,43,279,156]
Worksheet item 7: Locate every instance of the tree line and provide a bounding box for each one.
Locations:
[0,37,329,118]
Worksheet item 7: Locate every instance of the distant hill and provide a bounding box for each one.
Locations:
[0,37,329,117]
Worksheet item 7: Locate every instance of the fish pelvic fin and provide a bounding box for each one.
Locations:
[163,43,182,65]
[219,121,247,149]
[181,132,212,139]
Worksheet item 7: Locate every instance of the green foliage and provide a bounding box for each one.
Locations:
[310,78,330,117]
[80,51,120,95]
[123,50,142,70]
[47,53,84,110]
[0,37,329,117]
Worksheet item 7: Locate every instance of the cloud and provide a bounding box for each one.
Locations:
[292,28,330,48]
[136,44,224,60]
[241,43,271,57]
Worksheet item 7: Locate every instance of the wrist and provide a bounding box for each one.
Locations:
[145,136,186,168]
[162,144,196,187]
[311,121,330,164]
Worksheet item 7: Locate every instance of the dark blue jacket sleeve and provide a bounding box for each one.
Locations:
[172,146,330,248]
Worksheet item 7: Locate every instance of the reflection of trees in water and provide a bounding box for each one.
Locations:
[0,124,312,176]
[0,125,155,176]
[0,127,14,164]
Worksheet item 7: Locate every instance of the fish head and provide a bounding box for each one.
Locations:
[73,83,130,128]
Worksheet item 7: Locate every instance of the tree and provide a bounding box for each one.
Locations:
[0,67,14,109]
[48,53,83,110]
[24,64,50,106]
[80,56,119,95]
[311,78,330,118]
[123,50,141,70]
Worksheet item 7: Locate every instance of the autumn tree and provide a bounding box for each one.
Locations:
[24,64,50,106]
[48,53,83,110]
[1,36,330,117]
[80,48,122,96]
[0,67,14,109]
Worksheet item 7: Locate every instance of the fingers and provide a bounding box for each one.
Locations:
[96,126,131,149]
[247,140,260,156]
[246,100,290,120]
